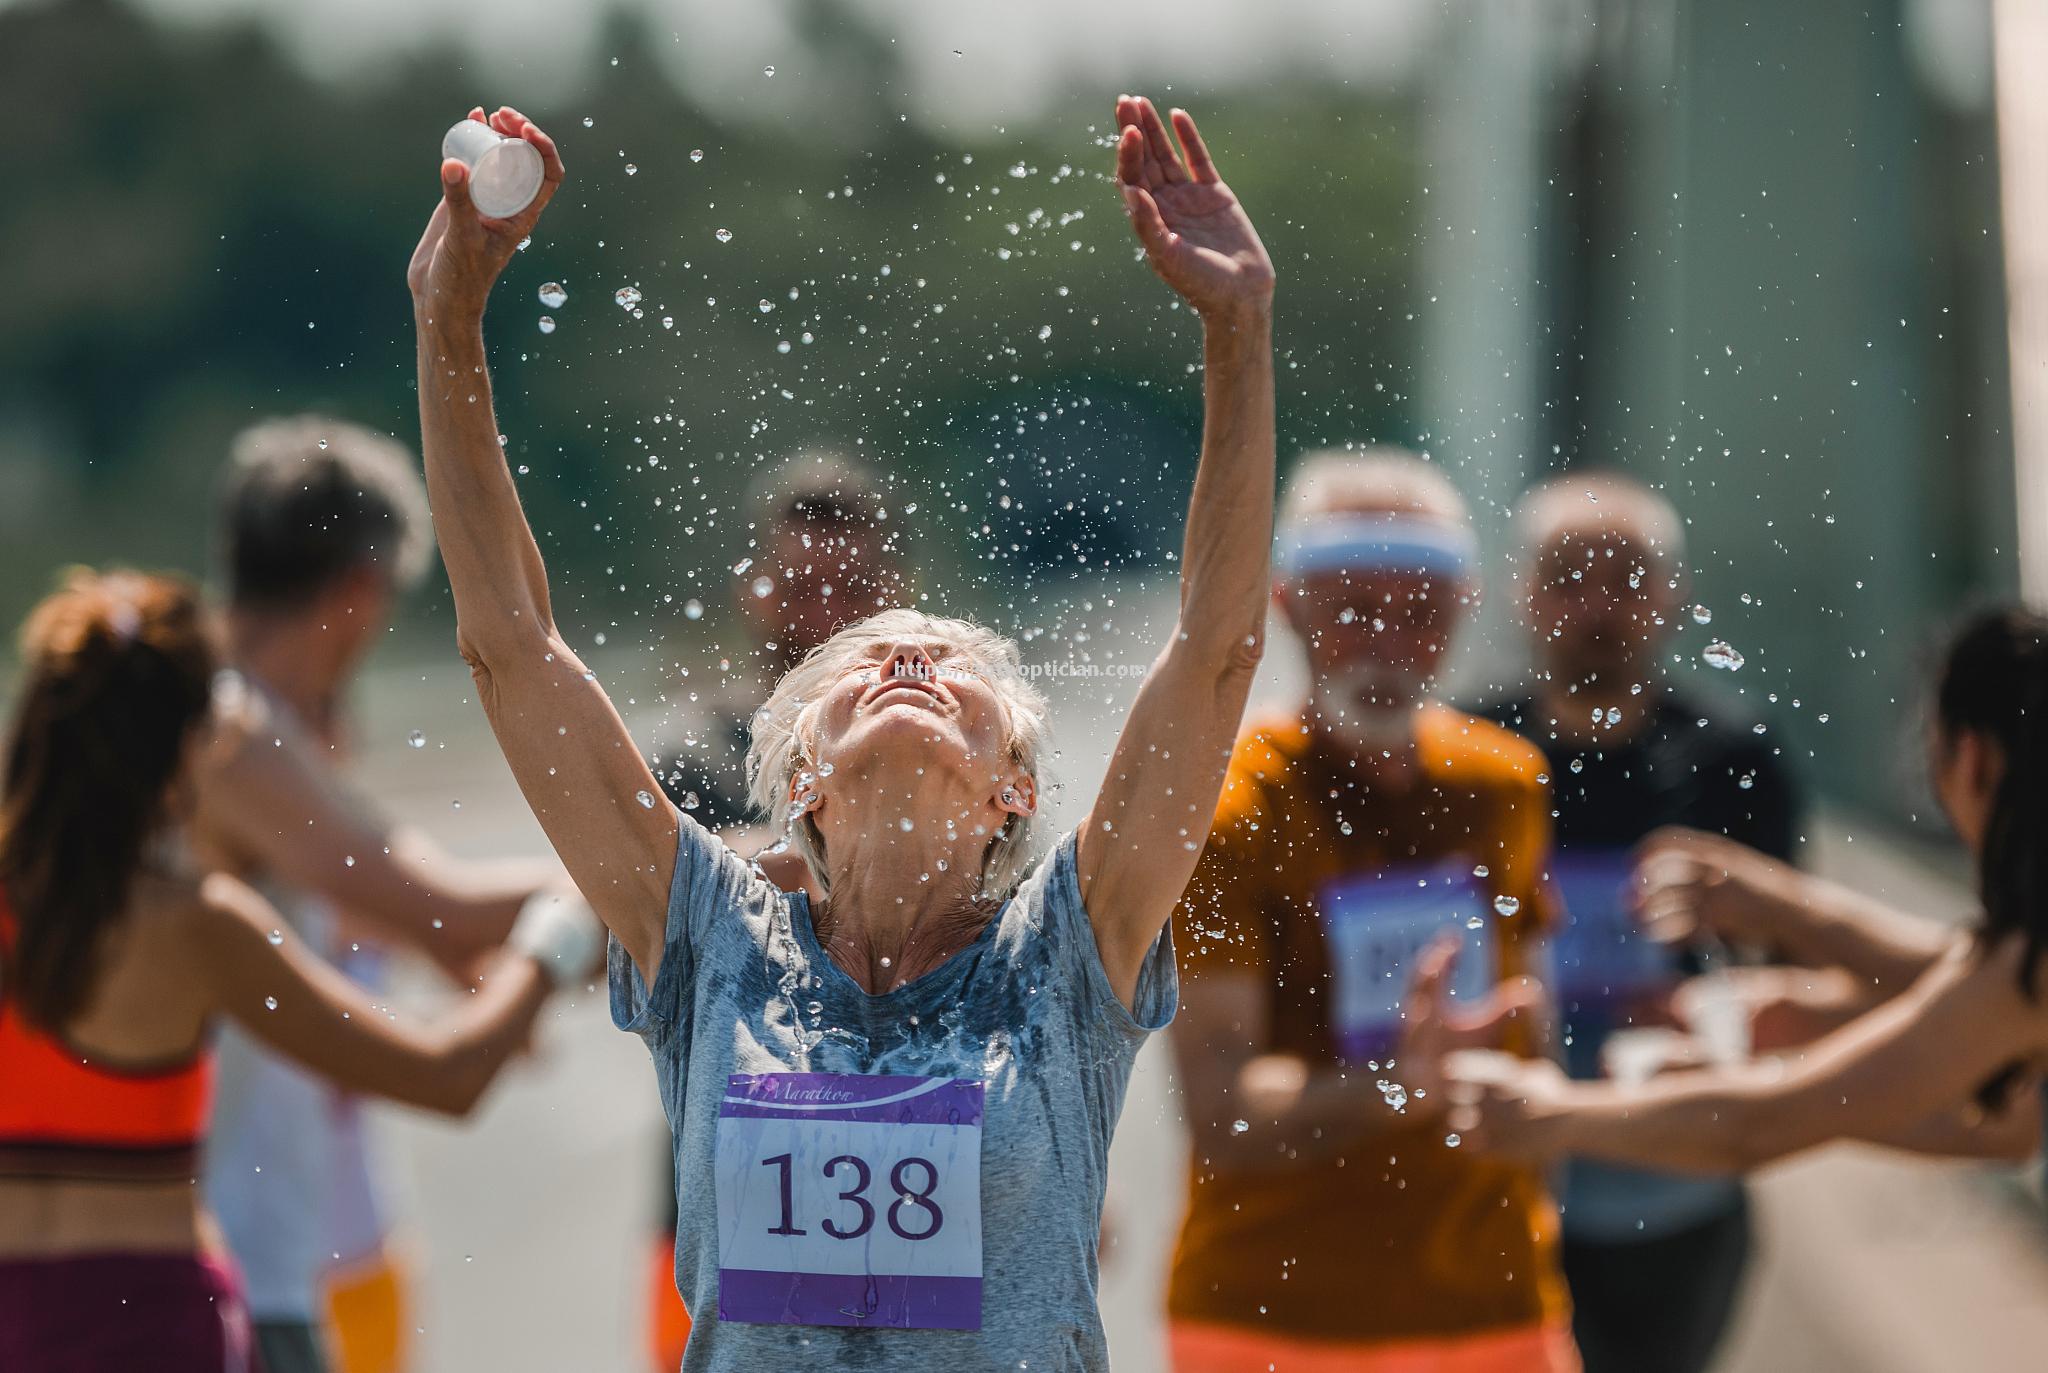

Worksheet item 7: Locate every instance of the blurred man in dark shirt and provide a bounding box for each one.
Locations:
[1483,472,1798,1373]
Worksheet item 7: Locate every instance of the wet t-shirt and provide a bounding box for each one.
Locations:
[1168,706,1568,1343]
[1485,690,1798,1242]
[611,816,1175,1372]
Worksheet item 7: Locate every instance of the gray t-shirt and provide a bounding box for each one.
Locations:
[610,817,1176,1372]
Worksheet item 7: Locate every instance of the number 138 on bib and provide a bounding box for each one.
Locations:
[715,1072,985,1330]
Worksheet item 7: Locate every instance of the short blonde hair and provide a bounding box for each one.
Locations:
[744,607,1051,898]
[1280,446,1470,531]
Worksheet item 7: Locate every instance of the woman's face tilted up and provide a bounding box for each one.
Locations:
[790,631,1037,877]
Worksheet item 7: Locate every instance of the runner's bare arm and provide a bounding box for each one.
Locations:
[194,873,548,1115]
[1448,941,2042,1172]
[1634,827,1957,991]
[408,106,677,982]
[195,702,535,974]
[1078,97,1274,1010]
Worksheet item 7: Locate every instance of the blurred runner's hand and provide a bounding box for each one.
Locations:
[1397,935,1547,1120]
[1442,1049,1574,1162]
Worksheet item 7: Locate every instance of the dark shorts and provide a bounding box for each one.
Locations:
[1563,1200,1753,1373]
[0,1250,255,1373]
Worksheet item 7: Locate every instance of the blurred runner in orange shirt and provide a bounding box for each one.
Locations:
[1167,448,1578,1373]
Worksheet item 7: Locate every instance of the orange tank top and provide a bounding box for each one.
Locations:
[0,893,213,1182]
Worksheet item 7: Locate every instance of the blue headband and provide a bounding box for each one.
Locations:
[1275,513,1477,581]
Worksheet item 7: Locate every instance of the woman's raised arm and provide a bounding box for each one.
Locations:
[408,106,676,982]
[1075,96,1275,1008]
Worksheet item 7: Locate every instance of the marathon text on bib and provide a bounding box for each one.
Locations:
[1318,859,1495,1063]
[715,1072,984,1331]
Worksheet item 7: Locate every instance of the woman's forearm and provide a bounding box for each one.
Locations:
[413,306,558,662]
[1547,1070,1790,1174]
[1786,873,1958,992]
[1175,304,1275,658]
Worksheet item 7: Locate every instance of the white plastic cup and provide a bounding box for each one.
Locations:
[1679,971,1754,1066]
[441,119,544,220]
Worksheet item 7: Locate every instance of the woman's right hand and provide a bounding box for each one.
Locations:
[408,106,565,319]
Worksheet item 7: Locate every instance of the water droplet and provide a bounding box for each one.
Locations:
[1493,895,1522,918]
[1465,915,1484,930]
[408,729,427,750]
[763,64,776,77]
[1691,605,1713,625]
[1445,1132,1462,1148]
[1008,162,1029,179]
[538,282,568,309]
[1230,1119,1249,1135]
[636,789,657,809]
[537,316,556,334]
[758,299,775,314]
[680,791,701,811]
[689,148,704,163]
[614,285,643,310]
[264,996,279,1011]
[683,599,704,620]
[344,855,356,868]
[623,163,638,176]
[1378,1081,1408,1111]
[715,228,734,244]
[1569,758,1584,774]
[1702,640,1745,671]
[582,115,594,128]
[732,558,753,575]
[879,956,892,969]
[266,929,284,946]
[1472,863,1491,878]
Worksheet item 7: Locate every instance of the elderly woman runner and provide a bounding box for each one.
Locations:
[408,96,1275,1368]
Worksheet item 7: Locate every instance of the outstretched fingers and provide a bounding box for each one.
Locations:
[1171,108,1218,182]
[1135,97,1187,182]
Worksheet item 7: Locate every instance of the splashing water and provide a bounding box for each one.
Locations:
[614,285,643,310]
[1702,640,1745,671]
[537,282,568,309]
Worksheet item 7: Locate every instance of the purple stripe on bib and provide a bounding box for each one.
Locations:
[721,1072,985,1126]
[718,1269,983,1330]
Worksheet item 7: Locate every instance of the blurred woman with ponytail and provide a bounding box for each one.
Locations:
[0,570,594,1372]
[1443,606,2048,1169]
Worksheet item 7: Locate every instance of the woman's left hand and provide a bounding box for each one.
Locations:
[1114,95,1275,319]
[1442,1049,1576,1161]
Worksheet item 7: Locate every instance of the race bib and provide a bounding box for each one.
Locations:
[1551,848,1678,1008]
[1319,860,1495,1062]
[715,1072,984,1331]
